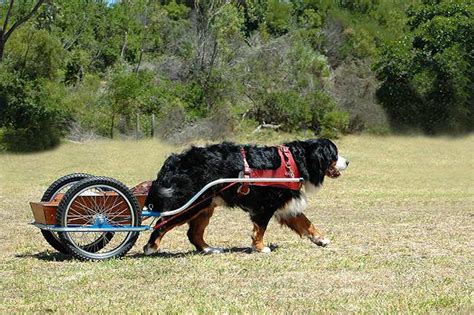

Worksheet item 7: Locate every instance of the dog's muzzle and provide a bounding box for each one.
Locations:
[326,156,349,178]
[336,155,349,171]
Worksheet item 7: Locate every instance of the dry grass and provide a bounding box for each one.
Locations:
[0,135,473,313]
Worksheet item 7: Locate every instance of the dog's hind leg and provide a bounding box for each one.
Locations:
[143,225,173,255]
[143,215,194,255]
[277,213,330,247]
[187,207,222,254]
[144,202,217,255]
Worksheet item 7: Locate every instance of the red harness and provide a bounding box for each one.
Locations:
[239,146,302,194]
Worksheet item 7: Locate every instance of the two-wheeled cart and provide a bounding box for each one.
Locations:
[30,173,303,260]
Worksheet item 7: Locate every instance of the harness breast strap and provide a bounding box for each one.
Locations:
[238,146,302,194]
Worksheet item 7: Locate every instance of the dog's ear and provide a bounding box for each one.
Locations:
[302,139,338,182]
[311,145,331,172]
[144,180,160,211]
[289,143,310,179]
[302,140,329,169]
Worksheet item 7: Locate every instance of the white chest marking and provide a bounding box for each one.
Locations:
[274,196,307,220]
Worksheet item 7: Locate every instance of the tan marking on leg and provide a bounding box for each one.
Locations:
[251,222,270,252]
[144,205,214,255]
[277,213,330,247]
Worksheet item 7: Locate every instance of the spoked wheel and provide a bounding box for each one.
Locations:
[41,173,90,253]
[40,173,115,254]
[57,177,141,260]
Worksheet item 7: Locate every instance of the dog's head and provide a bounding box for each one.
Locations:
[304,139,349,185]
[144,180,160,212]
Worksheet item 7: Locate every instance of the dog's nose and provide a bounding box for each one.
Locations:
[346,160,350,167]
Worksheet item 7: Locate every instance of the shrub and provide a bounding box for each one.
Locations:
[320,110,349,138]
[266,0,294,35]
[0,71,68,151]
[105,68,157,137]
[329,58,389,133]
[6,27,64,80]
[252,90,313,131]
[163,0,190,20]
[337,0,379,14]
[250,89,347,137]
[375,1,473,134]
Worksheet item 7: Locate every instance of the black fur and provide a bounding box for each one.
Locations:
[145,139,339,231]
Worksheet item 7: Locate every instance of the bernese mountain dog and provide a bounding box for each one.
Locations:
[143,138,348,255]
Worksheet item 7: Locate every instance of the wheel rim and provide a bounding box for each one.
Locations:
[48,181,113,251]
[61,184,136,259]
[48,182,78,243]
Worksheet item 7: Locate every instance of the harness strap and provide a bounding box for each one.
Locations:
[237,147,251,195]
[153,181,238,231]
[280,146,295,178]
[241,147,251,177]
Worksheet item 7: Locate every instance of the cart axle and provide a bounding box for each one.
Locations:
[31,222,152,232]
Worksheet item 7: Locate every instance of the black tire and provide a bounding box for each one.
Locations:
[40,173,94,253]
[57,177,141,261]
[40,173,115,254]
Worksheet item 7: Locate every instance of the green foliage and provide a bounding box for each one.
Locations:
[0,65,68,151]
[242,0,268,35]
[265,0,294,35]
[212,3,245,49]
[64,49,90,85]
[342,27,377,58]
[375,0,473,134]
[251,89,347,136]
[150,77,205,120]
[300,8,322,28]
[163,0,190,20]
[2,0,471,151]
[60,74,110,137]
[5,27,64,79]
[338,0,380,14]
[320,110,350,138]
[105,68,157,136]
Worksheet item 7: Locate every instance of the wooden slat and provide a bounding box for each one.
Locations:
[31,182,151,224]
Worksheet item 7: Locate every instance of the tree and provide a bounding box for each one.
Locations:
[375,0,473,134]
[0,0,45,61]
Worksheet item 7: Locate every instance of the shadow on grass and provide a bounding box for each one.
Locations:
[15,251,71,262]
[17,244,279,261]
[131,244,279,258]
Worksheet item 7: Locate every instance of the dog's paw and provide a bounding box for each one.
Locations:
[252,246,272,253]
[310,237,330,247]
[143,243,159,255]
[202,247,224,254]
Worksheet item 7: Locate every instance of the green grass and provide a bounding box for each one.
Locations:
[0,135,473,313]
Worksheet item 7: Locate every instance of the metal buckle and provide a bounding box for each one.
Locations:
[237,184,250,195]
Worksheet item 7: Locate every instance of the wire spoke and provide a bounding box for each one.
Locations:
[64,183,137,258]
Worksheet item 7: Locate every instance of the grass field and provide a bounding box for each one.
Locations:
[0,135,473,313]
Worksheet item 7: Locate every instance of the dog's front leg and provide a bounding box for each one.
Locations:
[278,213,330,247]
[250,213,273,253]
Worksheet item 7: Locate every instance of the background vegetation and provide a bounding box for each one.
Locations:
[0,0,472,151]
